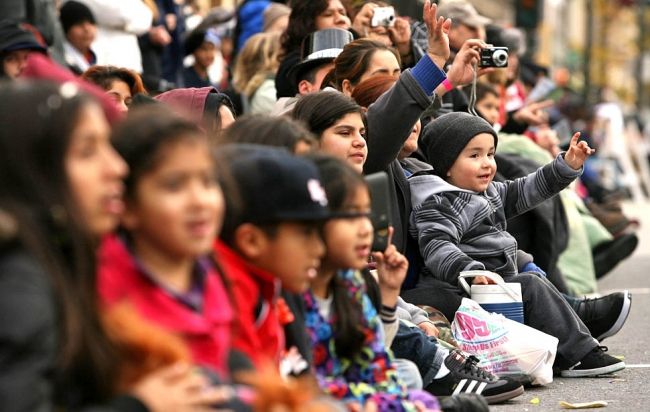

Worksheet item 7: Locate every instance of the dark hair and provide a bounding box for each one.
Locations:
[291,91,366,139]
[0,81,118,404]
[221,115,317,153]
[350,74,396,108]
[111,105,205,200]
[462,81,498,104]
[82,65,147,96]
[280,0,330,55]
[304,153,369,359]
[329,39,400,91]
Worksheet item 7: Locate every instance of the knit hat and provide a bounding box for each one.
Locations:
[0,20,47,54]
[59,1,96,34]
[184,28,221,56]
[263,3,291,32]
[421,112,498,177]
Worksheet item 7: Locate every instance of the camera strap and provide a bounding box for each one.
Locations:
[468,61,480,118]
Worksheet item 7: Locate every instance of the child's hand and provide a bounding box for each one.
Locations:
[372,227,408,291]
[472,275,496,285]
[423,0,451,68]
[564,132,595,170]
[418,321,440,338]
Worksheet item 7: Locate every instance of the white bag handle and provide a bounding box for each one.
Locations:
[458,270,521,302]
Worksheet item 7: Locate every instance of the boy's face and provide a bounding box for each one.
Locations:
[476,92,500,126]
[122,138,225,261]
[3,49,29,79]
[67,21,96,52]
[249,222,325,293]
[446,133,496,193]
[194,42,217,69]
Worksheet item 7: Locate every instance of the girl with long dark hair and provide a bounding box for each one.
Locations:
[0,81,226,411]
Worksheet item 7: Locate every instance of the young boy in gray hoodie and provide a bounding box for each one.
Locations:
[409,111,624,377]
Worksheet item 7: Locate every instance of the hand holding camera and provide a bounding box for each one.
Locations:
[371,7,395,27]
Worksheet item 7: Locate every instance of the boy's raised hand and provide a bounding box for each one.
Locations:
[423,0,451,69]
[564,132,595,170]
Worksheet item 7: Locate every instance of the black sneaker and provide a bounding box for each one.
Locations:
[575,291,632,341]
[440,393,489,412]
[425,350,524,404]
[560,346,625,377]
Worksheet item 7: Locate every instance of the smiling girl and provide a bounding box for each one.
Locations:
[292,91,367,173]
[304,155,440,412]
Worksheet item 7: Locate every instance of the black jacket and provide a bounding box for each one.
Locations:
[0,236,147,411]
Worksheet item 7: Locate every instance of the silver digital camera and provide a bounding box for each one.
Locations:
[371,7,395,27]
[479,47,509,68]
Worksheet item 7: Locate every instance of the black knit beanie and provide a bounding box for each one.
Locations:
[421,112,498,178]
[60,1,96,34]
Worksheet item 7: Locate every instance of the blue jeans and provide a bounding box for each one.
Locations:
[391,322,445,388]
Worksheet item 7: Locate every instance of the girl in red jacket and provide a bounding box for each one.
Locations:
[97,104,234,381]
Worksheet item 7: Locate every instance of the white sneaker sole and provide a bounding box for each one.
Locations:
[560,360,626,378]
[596,290,631,341]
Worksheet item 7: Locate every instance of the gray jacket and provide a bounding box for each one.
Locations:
[408,153,581,285]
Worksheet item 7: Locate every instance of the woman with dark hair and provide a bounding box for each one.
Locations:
[326,38,401,95]
[0,81,229,411]
[82,65,147,112]
[221,114,316,154]
[291,90,367,173]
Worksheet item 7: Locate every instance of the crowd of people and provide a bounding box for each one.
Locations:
[0,0,642,411]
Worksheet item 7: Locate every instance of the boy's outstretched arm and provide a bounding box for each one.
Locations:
[495,132,590,219]
[564,132,596,170]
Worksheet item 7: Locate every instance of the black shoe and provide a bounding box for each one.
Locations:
[425,350,524,404]
[575,291,632,341]
[593,233,638,278]
[560,346,625,377]
[440,393,489,412]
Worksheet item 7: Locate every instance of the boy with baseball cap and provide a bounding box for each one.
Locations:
[215,145,330,368]
[409,112,626,378]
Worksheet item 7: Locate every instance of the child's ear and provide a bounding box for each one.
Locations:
[233,223,268,259]
[298,79,313,95]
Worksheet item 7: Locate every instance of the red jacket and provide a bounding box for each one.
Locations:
[98,234,233,378]
[214,240,283,368]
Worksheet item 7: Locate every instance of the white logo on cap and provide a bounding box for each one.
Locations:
[307,179,328,206]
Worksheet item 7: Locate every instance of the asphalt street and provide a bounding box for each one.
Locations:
[490,201,650,412]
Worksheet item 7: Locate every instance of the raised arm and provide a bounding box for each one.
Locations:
[496,132,591,219]
[363,1,450,174]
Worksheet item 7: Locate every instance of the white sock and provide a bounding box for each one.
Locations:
[434,347,451,379]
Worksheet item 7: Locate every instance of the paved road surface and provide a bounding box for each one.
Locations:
[490,201,650,411]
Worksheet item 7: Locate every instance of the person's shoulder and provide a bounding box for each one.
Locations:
[0,248,57,341]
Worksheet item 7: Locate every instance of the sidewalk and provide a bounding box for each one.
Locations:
[491,201,650,411]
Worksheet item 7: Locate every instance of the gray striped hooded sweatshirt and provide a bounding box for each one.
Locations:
[408,154,581,286]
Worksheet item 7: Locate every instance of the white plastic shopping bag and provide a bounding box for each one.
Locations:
[451,298,558,385]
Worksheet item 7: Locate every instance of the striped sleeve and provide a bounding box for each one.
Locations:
[495,153,582,219]
[410,197,485,285]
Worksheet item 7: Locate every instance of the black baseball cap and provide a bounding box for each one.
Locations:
[0,20,47,54]
[223,145,331,225]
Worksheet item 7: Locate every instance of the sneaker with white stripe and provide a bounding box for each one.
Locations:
[425,350,524,405]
